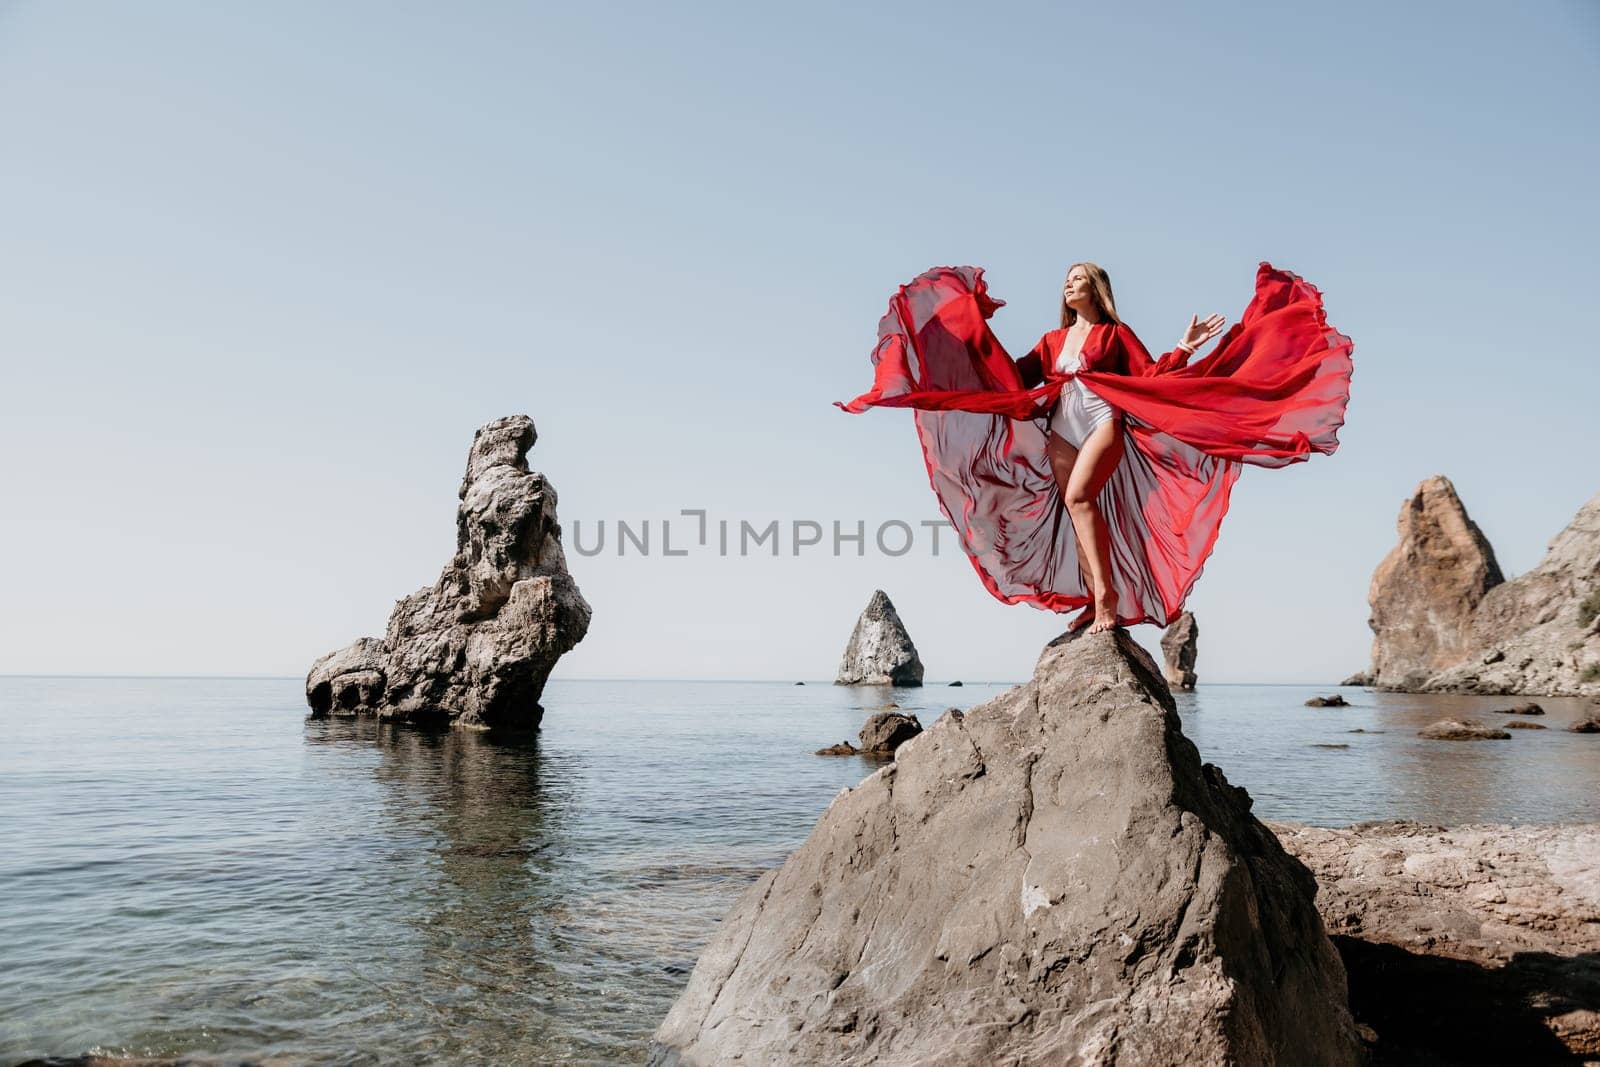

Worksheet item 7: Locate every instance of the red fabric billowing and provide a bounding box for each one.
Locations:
[834,262,1353,626]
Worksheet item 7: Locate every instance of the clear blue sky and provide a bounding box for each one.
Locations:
[2,1,1596,683]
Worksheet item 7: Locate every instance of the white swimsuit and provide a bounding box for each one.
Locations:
[1047,339,1116,448]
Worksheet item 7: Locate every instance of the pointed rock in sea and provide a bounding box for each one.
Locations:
[834,590,924,686]
[1160,610,1199,689]
[1365,476,1504,691]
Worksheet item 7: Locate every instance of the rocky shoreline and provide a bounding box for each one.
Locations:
[1275,820,1600,1062]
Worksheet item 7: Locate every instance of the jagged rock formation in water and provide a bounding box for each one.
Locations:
[1363,476,1600,696]
[653,630,1363,1066]
[305,415,591,729]
[1160,610,1199,690]
[834,590,924,686]
[1366,476,1504,689]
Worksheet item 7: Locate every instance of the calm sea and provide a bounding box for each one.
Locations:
[3,676,1597,1065]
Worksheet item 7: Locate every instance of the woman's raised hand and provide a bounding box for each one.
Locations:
[1179,313,1227,352]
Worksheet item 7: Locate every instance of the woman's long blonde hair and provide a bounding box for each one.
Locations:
[1059,262,1122,328]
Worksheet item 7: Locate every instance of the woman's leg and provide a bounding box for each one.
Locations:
[1045,431,1096,630]
[1063,418,1126,633]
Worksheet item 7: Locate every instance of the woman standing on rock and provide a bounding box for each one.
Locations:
[835,261,1353,632]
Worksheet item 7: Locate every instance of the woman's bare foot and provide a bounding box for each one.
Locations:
[1087,594,1119,634]
[1068,605,1096,633]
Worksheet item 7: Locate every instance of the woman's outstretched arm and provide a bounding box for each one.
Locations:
[1117,315,1225,376]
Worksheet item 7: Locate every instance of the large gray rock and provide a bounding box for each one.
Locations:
[305,415,591,729]
[654,630,1363,1066]
[834,590,924,686]
[1160,610,1199,690]
[1363,479,1600,697]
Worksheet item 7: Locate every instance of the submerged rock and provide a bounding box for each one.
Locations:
[1160,610,1199,690]
[1494,702,1545,715]
[1504,721,1547,730]
[1363,478,1600,697]
[1417,720,1511,741]
[653,630,1363,1066]
[834,590,924,686]
[305,416,591,730]
[815,741,861,756]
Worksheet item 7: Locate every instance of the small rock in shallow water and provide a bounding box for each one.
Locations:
[1306,694,1350,707]
[1494,702,1544,715]
[858,711,922,754]
[1504,721,1547,730]
[815,741,860,756]
[1418,719,1511,740]
[1567,717,1600,733]
[1312,743,1350,749]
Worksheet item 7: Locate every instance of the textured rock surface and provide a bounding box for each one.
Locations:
[1365,479,1600,696]
[1366,476,1505,690]
[858,711,923,754]
[834,590,924,686]
[1274,820,1600,1061]
[1417,719,1511,741]
[1160,611,1199,690]
[305,416,591,729]
[653,630,1363,1066]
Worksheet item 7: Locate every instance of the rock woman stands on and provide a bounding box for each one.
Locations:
[834,261,1353,632]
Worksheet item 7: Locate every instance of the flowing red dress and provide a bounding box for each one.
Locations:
[834,263,1353,627]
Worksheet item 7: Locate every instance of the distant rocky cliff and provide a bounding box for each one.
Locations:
[1362,476,1599,696]
[305,415,591,728]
